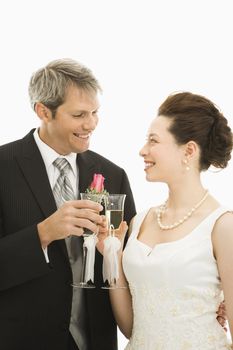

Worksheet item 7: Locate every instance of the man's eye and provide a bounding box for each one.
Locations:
[73,114,83,118]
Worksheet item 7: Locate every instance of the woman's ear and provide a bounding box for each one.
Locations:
[182,141,200,171]
[184,141,198,160]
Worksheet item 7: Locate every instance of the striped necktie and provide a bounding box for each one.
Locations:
[53,158,75,206]
[52,157,89,349]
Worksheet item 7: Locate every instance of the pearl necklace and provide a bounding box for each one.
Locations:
[156,190,209,230]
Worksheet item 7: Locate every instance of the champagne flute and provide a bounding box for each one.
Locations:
[102,194,126,289]
[72,192,105,289]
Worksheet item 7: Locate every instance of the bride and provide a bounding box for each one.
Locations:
[104,92,233,349]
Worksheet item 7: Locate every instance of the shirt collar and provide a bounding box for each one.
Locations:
[33,128,77,174]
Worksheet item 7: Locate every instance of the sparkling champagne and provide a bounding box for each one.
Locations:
[106,209,123,229]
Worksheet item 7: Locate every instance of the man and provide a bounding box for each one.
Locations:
[0,59,136,350]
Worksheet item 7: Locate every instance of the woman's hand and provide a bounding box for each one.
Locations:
[96,220,128,255]
[216,301,228,332]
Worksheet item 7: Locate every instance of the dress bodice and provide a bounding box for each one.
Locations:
[122,206,232,349]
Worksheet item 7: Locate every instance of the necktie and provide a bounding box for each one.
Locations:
[53,157,89,350]
[53,158,75,206]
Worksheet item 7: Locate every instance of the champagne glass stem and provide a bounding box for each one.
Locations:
[80,244,88,284]
[72,234,96,288]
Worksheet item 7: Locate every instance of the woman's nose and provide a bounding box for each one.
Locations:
[139,144,147,157]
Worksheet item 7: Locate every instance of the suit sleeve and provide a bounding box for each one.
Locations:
[0,215,51,291]
[120,169,137,224]
[118,170,137,248]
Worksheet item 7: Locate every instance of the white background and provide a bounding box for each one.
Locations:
[0,1,232,348]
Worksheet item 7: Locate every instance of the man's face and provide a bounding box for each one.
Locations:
[39,85,100,155]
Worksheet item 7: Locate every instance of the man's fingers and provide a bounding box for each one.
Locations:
[70,227,84,236]
[68,199,103,212]
[73,209,104,224]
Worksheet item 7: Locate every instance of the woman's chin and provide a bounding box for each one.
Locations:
[145,174,155,182]
[145,172,161,182]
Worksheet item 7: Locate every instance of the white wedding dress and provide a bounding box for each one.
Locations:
[123,206,232,349]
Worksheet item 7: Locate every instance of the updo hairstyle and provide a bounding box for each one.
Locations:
[158,92,233,171]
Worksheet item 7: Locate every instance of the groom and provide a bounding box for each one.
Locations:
[0,58,136,350]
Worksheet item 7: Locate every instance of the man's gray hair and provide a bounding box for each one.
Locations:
[28,58,101,113]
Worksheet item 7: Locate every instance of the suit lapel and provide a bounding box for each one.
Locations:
[15,131,69,259]
[77,151,99,193]
[16,131,57,218]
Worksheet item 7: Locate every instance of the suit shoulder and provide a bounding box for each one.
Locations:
[0,138,23,158]
[87,150,125,172]
[0,130,35,159]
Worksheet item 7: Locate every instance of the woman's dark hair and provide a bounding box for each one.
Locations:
[158,92,233,170]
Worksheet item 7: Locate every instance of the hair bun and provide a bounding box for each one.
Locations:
[204,112,232,169]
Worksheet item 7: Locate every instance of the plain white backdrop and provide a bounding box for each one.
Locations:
[1,1,233,348]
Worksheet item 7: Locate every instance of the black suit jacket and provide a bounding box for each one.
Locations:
[0,130,136,350]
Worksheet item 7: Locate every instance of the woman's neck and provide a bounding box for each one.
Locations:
[166,178,206,212]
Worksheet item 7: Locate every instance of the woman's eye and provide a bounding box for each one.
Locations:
[149,138,158,144]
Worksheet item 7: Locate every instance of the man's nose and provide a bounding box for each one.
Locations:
[83,114,98,130]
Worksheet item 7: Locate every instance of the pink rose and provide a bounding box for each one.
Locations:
[89,173,105,193]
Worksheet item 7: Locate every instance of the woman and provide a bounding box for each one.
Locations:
[108,92,233,349]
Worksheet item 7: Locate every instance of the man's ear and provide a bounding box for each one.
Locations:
[34,102,52,122]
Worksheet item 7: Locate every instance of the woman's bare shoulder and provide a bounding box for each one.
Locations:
[212,210,233,246]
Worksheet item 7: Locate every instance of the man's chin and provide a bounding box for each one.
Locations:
[73,144,90,154]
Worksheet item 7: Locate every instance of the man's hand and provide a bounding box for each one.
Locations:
[37,199,103,248]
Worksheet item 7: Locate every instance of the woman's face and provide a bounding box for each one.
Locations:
[139,116,186,183]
